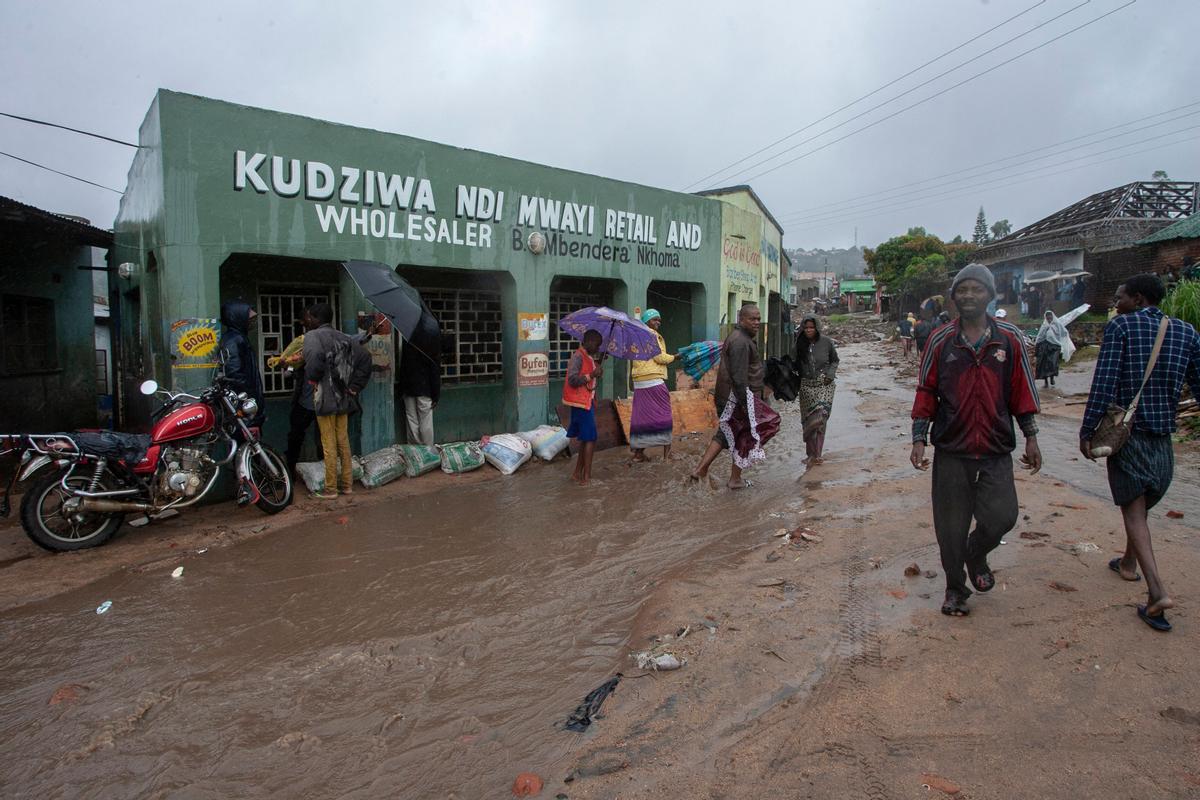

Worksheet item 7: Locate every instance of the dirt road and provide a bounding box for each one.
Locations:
[1,341,1197,799]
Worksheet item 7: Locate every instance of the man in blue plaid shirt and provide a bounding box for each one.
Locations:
[1080,273,1200,633]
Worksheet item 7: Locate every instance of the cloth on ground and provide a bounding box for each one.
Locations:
[564,675,621,732]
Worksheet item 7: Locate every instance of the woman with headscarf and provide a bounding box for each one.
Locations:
[793,316,839,465]
[629,309,678,461]
[1034,309,1075,388]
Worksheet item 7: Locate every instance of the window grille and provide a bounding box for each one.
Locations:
[95,349,108,394]
[257,288,338,395]
[549,292,601,376]
[418,288,503,383]
[0,295,57,374]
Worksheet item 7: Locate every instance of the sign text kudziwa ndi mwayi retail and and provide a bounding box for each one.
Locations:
[234,151,704,265]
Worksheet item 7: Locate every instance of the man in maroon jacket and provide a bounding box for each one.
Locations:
[910,264,1043,618]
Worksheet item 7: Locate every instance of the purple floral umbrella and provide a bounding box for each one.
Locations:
[557,306,662,361]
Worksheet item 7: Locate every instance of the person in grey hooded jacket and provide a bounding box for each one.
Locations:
[302,303,372,498]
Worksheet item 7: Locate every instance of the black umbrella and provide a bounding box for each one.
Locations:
[342,260,427,340]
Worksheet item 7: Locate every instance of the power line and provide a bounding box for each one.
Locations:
[739,0,1137,186]
[778,100,1200,220]
[786,124,1200,226]
[781,111,1200,224]
[681,0,1049,191]
[700,0,1088,190]
[0,150,123,193]
[788,132,1200,236]
[0,111,139,148]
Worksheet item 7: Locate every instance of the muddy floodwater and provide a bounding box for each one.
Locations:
[0,362,871,799]
[4,342,1198,799]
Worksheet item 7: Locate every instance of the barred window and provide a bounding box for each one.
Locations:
[257,288,338,395]
[549,291,601,376]
[95,349,108,394]
[420,289,503,383]
[0,294,57,374]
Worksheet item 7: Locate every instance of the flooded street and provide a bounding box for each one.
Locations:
[3,342,1198,799]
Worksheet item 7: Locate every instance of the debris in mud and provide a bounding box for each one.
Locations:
[512,772,544,796]
[756,578,786,587]
[924,570,938,579]
[773,528,790,537]
[564,675,622,732]
[763,649,789,663]
[336,516,349,525]
[1048,581,1078,592]
[1160,707,1200,727]
[920,772,962,795]
[1055,542,1100,555]
[869,557,883,569]
[170,566,184,579]
[794,528,822,544]
[888,589,909,600]
[904,563,921,577]
[1020,531,1050,540]
[1166,510,1185,519]
[49,684,87,705]
[95,600,112,615]
[765,551,782,563]
[1051,502,1087,510]
[633,652,683,671]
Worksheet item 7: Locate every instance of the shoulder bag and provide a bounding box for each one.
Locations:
[1088,316,1170,458]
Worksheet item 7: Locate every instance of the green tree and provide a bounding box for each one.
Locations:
[863,230,946,295]
[973,207,990,244]
[990,219,1011,239]
[945,240,979,270]
[1152,169,1171,181]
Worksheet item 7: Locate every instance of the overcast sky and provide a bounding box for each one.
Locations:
[2,0,1197,250]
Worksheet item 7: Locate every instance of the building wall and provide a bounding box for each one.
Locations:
[0,238,98,431]
[1086,239,1200,309]
[112,90,724,447]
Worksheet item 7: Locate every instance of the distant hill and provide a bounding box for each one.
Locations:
[786,247,867,278]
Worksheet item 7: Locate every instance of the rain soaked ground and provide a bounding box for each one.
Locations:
[2,342,1198,799]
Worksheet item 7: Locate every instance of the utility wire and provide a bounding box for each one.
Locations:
[781,111,1200,223]
[0,111,139,148]
[697,0,1094,189]
[740,0,1136,185]
[778,100,1200,220]
[681,0,1049,191]
[787,124,1200,226]
[0,150,123,193]
[788,132,1200,235]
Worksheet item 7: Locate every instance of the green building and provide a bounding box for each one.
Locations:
[111,91,784,453]
[1,196,110,432]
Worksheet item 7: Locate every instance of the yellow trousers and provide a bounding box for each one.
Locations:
[316,413,352,493]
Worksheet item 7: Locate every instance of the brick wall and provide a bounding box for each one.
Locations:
[1085,238,1200,309]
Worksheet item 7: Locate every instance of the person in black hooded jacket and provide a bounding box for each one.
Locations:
[219,299,266,427]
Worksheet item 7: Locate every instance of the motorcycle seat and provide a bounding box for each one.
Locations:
[63,431,153,465]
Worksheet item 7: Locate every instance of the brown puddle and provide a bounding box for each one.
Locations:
[0,345,1020,798]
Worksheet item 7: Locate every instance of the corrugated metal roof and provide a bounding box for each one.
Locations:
[1137,213,1200,244]
[0,195,113,247]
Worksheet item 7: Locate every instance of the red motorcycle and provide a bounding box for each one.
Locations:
[1,374,292,551]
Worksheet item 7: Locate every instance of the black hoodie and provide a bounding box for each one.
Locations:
[219,300,266,423]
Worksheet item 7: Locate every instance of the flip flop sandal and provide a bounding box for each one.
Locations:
[1137,604,1172,632]
[1108,557,1141,581]
[967,562,995,593]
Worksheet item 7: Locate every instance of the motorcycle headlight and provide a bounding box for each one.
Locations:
[239,398,259,418]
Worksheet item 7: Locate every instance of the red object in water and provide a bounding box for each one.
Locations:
[512,772,543,796]
[1166,510,1185,519]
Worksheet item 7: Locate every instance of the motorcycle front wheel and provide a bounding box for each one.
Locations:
[249,445,292,514]
[20,470,126,551]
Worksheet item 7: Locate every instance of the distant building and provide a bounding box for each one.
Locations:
[0,196,112,432]
[974,181,1198,314]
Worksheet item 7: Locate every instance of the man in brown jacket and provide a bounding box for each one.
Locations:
[690,303,764,489]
